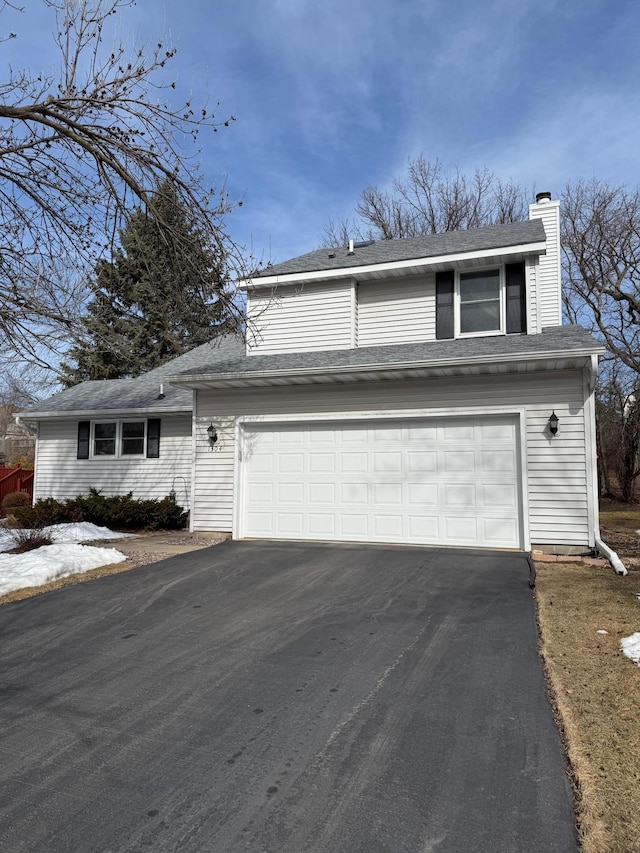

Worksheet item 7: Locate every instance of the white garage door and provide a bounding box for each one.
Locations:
[240,416,522,548]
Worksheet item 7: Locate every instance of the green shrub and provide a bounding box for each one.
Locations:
[1,491,31,512]
[13,488,188,531]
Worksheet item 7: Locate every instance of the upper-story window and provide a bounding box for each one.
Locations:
[436,261,526,340]
[459,269,501,334]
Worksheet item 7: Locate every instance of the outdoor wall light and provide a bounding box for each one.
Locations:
[548,411,559,436]
[207,423,218,449]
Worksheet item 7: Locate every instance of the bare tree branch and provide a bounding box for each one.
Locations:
[0,0,251,381]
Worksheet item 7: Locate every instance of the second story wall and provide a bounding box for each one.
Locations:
[247,280,354,355]
[357,273,436,347]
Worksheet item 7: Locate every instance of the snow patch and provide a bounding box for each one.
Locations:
[597,629,608,635]
[0,544,127,596]
[621,633,640,667]
[0,522,133,554]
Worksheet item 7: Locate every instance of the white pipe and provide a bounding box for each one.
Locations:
[14,414,37,435]
[595,533,628,576]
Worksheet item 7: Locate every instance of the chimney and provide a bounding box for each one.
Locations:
[529,190,561,328]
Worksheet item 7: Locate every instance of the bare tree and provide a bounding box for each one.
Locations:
[562,178,640,375]
[0,0,249,380]
[321,157,528,245]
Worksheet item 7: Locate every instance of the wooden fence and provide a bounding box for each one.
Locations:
[0,466,34,516]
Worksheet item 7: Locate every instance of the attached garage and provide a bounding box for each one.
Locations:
[239,415,523,549]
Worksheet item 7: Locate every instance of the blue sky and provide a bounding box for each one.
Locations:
[4,0,640,266]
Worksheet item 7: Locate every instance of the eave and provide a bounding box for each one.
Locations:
[167,347,602,391]
[16,404,192,421]
[242,241,547,289]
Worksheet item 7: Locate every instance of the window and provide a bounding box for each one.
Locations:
[459,270,501,334]
[121,421,145,455]
[78,419,160,459]
[94,422,117,456]
[435,262,526,340]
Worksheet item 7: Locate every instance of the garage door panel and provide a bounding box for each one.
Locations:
[309,453,335,473]
[279,453,304,473]
[444,451,475,473]
[278,512,303,534]
[242,417,522,548]
[246,511,274,534]
[374,482,403,504]
[407,451,437,473]
[444,423,475,440]
[309,483,335,503]
[341,514,369,536]
[309,514,335,535]
[407,483,439,506]
[278,483,304,503]
[482,516,519,545]
[408,515,440,538]
[445,483,476,507]
[445,516,478,540]
[341,453,368,473]
[480,450,516,473]
[374,452,402,473]
[482,483,518,508]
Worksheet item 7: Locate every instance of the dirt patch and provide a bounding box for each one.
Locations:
[536,560,640,853]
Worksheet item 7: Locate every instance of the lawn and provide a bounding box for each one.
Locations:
[536,502,640,853]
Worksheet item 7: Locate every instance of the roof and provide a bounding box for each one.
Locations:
[258,220,546,279]
[167,326,604,389]
[20,336,245,418]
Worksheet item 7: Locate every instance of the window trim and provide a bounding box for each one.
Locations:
[455,265,506,339]
[90,419,148,459]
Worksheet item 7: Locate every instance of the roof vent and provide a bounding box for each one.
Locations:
[328,251,336,258]
[157,383,165,399]
[535,191,552,204]
[347,239,355,255]
[354,240,375,248]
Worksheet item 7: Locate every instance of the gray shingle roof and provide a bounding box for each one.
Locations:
[259,220,546,278]
[170,326,603,383]
[21,336,245,416]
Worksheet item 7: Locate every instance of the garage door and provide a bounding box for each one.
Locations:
[240,416,522,548]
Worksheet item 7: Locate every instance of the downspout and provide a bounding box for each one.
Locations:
[14,414,37,435]
[585,355,628,576]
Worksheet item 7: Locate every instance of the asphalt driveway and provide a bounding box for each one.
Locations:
[0,541,576,852]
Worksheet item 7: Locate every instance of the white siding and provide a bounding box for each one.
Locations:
[525,256,541,334]
[192,370,591,547]
[357,274,435,347]
[247,281,353,355]
[529,199,562,328]
[35,415,193,509]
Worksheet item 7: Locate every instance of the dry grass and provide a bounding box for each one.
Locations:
[536,560,640,853]
[0,560,137,605]
[599,499,640,535]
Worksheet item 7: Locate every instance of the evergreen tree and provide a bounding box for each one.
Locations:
[62,181,238,384]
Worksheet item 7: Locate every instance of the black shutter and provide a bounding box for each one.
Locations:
[505,262,526,334]
[77,421,90,459]
[435,270,455,340]
[147,418,161,458]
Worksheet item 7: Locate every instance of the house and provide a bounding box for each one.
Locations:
[16,336,245,515]
[19,192,605,552]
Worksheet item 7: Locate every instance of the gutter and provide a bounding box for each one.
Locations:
[14,405,192,420]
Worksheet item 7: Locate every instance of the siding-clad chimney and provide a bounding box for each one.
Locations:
[529,191,561,328]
